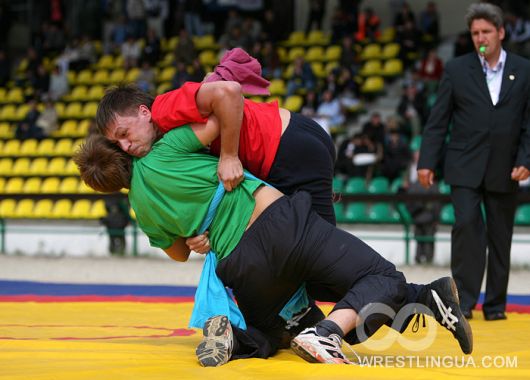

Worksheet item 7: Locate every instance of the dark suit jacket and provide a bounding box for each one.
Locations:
[418,51,530,192]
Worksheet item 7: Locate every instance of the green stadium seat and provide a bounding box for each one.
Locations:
[333,202,346,224]
[409,135,422,151]
[438,181,451,195]
[344,202,367,223]
[367,202,400,223]
[440,204,455,225]
[332,176,344,193]
[515,204,530,226]
[343,177,367,194]
[367,177,390,194]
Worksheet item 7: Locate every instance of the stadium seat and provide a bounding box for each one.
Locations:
[367,177,390,194]
[68,85,89,102]
[29,157,49,175]
[126,68,140,82]
[14,104,31,121]
[377,27,396,44]
[282,31,306,47]
[59,177,79,193]
[64,159,80,175]
[409,135,422,151]
[14,199,34,218]
[198,50,218,67]
[70,199,92,219]
[64,102,83,119]
[282,95,303,112]
[515,204,530,226]
[36,138,56,155]
[343,177,367,194]
[0,177,5,193]
[367,202,400,223]
[91,199,107,218]
[305,46,324,62]
[0,87,6,102]
[265,96,282,107]
[4,177,24,193]
[269,79,287,96]
[156,81,172,95]
[360,43,382,61]
[192,34,218,50]
[40,177,61,193]
[390,177,403,193]
[333,202,346,223]
[87,85,105,101]
[1,139,21,156]
[359,60,383,77]
[344,202,367,223]
[306,30,330,46]
[5,88,24,103]
[324,45,341,62]
[287,47,305,62]
[34,199,54,218]
[382,43,401,60]
[382,58,403,77]
[78,180,95,193]
[76,69,93,85]
[51,199,72,218]
[95,54,115,70]
[0,158,13,175]
[0,104,17,121]
[0,122,13,138]
[11,158,31,175]
[361,76,385,95]
[54,102,65,119]
[166,36,179,51]
[324,61,339,76]
[158,52,174,67]
[310,62,326,78]
[440,204,455,225]
[23,177,41,193]
[47,157,67,175]
[55,139,74,155]
[82,102,98,118]
[19,139,39,156]
[0,199,17,218]
[438,181,451,195]
[109,69,126,84]
[158,67,176,83]
[333,176,344,193]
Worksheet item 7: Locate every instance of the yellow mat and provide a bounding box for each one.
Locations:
[1,302,529,379]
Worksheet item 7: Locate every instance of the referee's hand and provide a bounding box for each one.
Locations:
[417,169,434,189]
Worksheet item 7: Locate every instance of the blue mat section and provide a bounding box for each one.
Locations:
[0,280,196,297]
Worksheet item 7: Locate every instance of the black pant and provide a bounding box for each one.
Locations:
[267,112,337,225]
[217,192,423,359]
[450,186,517,314]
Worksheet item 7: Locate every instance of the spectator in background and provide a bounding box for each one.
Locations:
[417,48,444,85]
[100,198,130,256]
[397,83,426,138]
[188,58,206,83]
[419,1,440,47]
[24,47,42,86]
[300,90,319,119]
[313,89,345,135]
[404,150,441,265]
[144,0,169,38]
[183,0,205,37]
[381,128,411,182]
[504,12,530,57]
[142,28,161,66]
[352,133,379,181]
[261,9,283,43]
[260,40,282,79]
[171,61,191,90]
[306,0,326,34]
[136,61,156,94]
[394,1,416,35]
[16,99,43,140]
[121,35,142,69]
[286,56,316,96]
[102,0,124,54]
[362,111,386,150]
[339,36,358,73]
[110,15,129,54]
[175,29,197,66]
[36,98,59,137]
[335,134,357,177]
[397,20,422,68]
[32,64,50,100]
[126,0,146,39]
[41,21,66,56]
[355,7,381,42]
[48,65,69,101]
[453,31,473,57]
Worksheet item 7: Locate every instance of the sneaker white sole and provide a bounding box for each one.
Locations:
[196,315,232,367]
[291,337,351,364]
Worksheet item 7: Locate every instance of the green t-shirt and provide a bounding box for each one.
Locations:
[128,126,263,260]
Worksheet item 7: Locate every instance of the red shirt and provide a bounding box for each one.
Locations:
[152,82,282,179]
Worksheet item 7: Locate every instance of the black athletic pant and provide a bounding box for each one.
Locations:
[217,192,424,359]
[267,112,337,225]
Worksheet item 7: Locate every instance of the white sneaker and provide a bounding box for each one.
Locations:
[291,327,352,364]
[196,315,233,367]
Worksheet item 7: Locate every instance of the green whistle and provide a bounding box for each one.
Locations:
[479,45,486,54]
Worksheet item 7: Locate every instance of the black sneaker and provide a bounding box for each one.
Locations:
[196,315,233,367]
[422,277,473,354]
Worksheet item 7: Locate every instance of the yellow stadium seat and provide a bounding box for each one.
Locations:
[266,96,283,107]
[14,199,34,218]
[377,27,396,44]
[287,47,305,62]
[14,104,30,121]
[382,58,404,77]
[156,82,172,95]
[0,87,6,102]
[52,199,72,218]
[82,102,98,118]
[77,119,91,136]
[158,52,174,67]
[36,138,56,155]
[59,177,79,193]
[6,88,24,103]
[0,158,13,175]
[361,76,385,94]
[198,50,218,66]
[96,54,115,70]
[11,158,31,175]
[361,43,382,61]
[0,122,13,138]
[47,157,67,175]
[64,102,83,119]
[87,85,105,101]
[29,157,49,175]
[324,45,341,62]
[360,60,383,77]
[54,102,66,119]
[0,177,4,193]
[5,177,24,193]
[382,43,400,60]
[109,69,125,84]
[63,159,78,177]
[19,139,39,156]
[305,46,324,62]
[23,177,42,193]
[0,199,17,218]
[311,62,326,78]
[59,120,79,137]
[283,95,303,112]
[306,30,330,46]
[158,67,176,83]
[67,70,76,84]
[193,34,218,50]
[126,67,141,82]
[2,139,20,156]
[40,177,61,193]
[269,79,287,96]
[34,199,54,218]
[76,69,93,85]
[68,85,89,102]
[282,31,306,47]
[0,104,17,121]
[91,199,107,218]
[78,180,95,193]
[71,199,92,218]
[166,36,178,51]
[55,138,74,155]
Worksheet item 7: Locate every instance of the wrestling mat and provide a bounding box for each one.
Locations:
[1,280,529,379]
